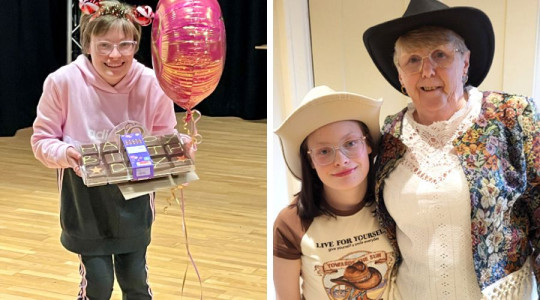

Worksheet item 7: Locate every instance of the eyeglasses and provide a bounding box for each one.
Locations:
[398,48,462,74]
[94,41,138,56]
[307,137,367,166]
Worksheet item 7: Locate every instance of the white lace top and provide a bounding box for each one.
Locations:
[384,87,537,299]
[384,88,484,299]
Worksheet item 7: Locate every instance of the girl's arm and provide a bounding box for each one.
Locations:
[31,75,73,169]
[273,256,301,300]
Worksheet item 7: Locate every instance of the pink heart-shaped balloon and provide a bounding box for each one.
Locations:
[151,0,226,111]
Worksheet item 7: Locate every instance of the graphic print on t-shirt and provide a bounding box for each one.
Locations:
[314,250,394,300]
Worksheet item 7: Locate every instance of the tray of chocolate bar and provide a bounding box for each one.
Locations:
[78,133,195,187]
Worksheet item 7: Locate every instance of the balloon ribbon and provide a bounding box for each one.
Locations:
[183,109,203,151]
[166,185,203,299]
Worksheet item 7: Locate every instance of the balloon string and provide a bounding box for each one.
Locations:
[185,110,193,123]
[166,185,203,299]
[182,109,203,151]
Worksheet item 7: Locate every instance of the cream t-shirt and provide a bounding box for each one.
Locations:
[274,203,396,299]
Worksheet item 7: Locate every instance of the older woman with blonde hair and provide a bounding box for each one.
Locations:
[363,0,540,299]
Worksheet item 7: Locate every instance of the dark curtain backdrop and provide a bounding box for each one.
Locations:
[0,1,66,136]
[0,0,266,136]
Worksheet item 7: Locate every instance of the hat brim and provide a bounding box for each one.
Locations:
[275,93,382,180]
[363,7,494,92]
[330,267,383,290]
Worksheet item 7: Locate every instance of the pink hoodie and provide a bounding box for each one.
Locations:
[31,55,177,169]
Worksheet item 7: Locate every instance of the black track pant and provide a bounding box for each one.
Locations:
[77,249,152,299]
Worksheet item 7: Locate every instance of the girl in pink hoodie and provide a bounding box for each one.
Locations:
[31,1,178,298]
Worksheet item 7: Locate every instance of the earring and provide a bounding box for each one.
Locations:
[401,85,408,96]
[462,74,469,84]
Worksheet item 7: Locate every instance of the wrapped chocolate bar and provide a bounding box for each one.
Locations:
[78,133,195,189]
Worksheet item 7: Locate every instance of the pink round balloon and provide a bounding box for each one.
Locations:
[151,0,226,111]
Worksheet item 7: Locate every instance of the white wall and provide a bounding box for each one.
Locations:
[535,3,540,107]
[271,0,312,229]
[309,0,410,119]
[270,0,312,298]
[309,0,540,115]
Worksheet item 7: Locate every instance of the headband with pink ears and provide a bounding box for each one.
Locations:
[79,0,154,26]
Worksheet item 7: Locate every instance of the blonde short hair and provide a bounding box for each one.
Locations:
[393,26,469,67]
[80,1,142,54]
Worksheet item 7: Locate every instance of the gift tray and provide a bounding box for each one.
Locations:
[78,133,195,187]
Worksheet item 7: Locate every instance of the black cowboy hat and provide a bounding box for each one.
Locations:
[363,0,495,92]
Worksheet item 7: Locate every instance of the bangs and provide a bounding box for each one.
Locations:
[92,17,139,42]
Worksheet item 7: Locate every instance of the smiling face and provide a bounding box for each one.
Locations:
[394,27,470,124]
[306,121,372,205]
[79,2,141,87]
[89,28,136,86]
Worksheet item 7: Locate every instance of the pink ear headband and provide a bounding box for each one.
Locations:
[79,0,154,27]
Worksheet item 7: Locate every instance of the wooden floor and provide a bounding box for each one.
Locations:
[0,115,267,299]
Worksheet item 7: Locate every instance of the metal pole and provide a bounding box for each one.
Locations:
[67,0,72,63]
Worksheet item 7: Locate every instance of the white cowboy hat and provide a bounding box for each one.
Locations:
[275,86,382,180]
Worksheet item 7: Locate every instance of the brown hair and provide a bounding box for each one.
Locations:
[294,121,376,224]
[80,1,142,54]
[393,26,469,67]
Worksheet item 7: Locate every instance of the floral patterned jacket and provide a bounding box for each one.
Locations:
[374,90,540,291]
